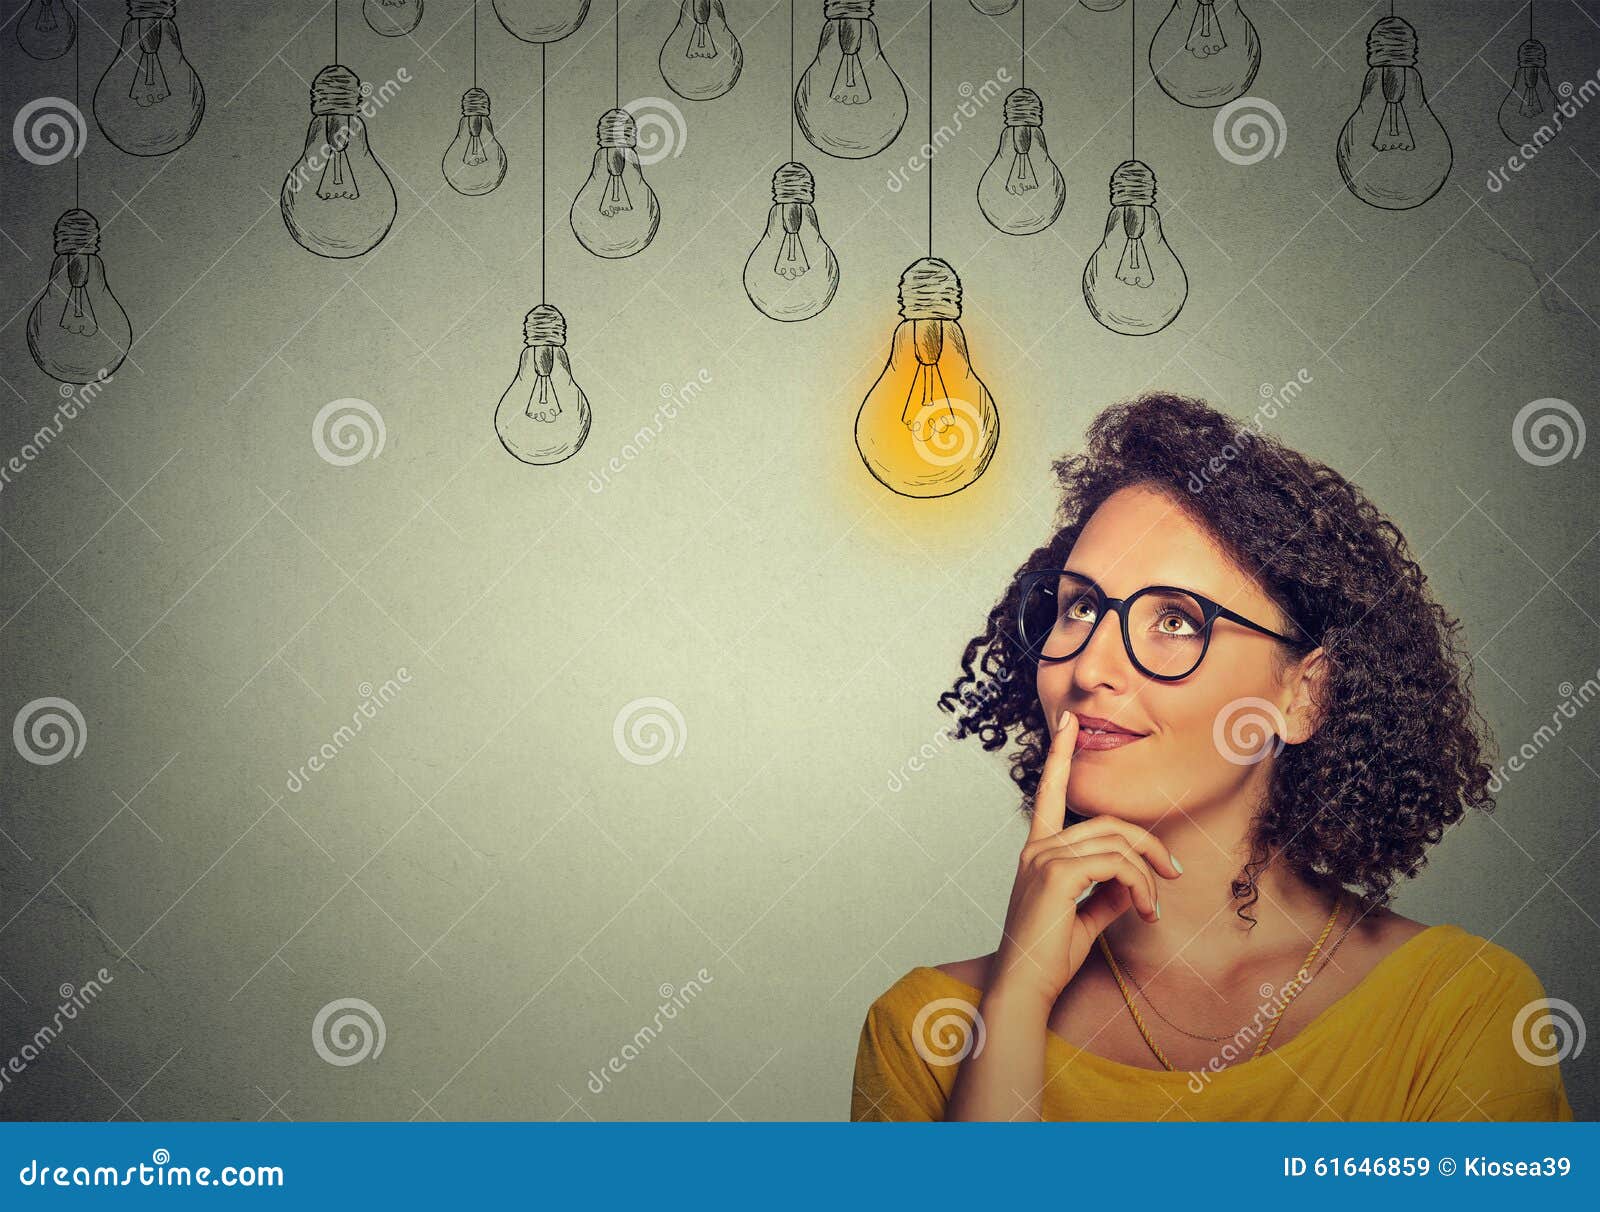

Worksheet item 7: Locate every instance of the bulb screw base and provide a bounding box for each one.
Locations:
[53,208,101,255]
[597,108,638,149]
[897,257,962,321]
[311,65,362,115]
[1109,160,1157,208]
[461,87,491,116]
[772,162,815,204]
[524,304,568,348]
[1003,87,1044,127]
[1367,16,1418,67]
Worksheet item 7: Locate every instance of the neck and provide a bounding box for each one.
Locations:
[1099,794,1343,973]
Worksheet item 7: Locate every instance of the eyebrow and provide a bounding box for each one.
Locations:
[1058,567,1207,599]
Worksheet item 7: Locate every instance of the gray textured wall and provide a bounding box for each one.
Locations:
[2,0,1597,1121]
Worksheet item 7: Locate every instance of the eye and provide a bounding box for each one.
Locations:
[1063,593,1098,622]
[1152,605,1203,637]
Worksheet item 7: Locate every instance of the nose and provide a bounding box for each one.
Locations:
[1070,607,1134,693]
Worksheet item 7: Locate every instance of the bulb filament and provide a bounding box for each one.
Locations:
[130,21,171,107]
[600,150,634,216]
[525,347,562,422]
[58,255,99,336]
[1115,207,1155,288]
[317,117,360,200]
[1186,1,1227,57]
[830,20,871,105]
[34,0,62,33]
[1005,128,1039,195]
[687,0,717,60]
[1373,68,1416,151]
[464,116,488,166]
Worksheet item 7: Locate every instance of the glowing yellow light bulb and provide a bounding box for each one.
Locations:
[854,258,999,499]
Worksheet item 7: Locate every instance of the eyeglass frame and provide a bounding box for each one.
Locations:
[1014,568,1311,681]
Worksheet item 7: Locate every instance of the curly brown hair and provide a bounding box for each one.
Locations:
[938,392,1496,926]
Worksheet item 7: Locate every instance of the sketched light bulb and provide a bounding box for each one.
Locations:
[442,87,508,195]
[977,87,1066,236]
[1499,38,1560,146]
[93,0,204,155]
[364,0,423,36]
[1082,0,1127,10]
[26,210,132,385]
[1082,160,1187,336]
[281,65,398,258]
[1336,16,1451,210]
[17,0,76,60]
[492,0,589,41]
[855,258,1000,499]
[744,162,839,322]
[660,0,742,101]
[1149,1,1260,108]
[570,108,661,259]
[496,304,592,465]
[795,0,907,159]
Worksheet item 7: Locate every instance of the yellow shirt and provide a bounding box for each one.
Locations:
[851,924,1574,1121]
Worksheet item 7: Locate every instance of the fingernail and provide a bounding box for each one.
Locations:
[1154,901,1162,920]
[1170,853,1183,875]
[1059,709,1074,733]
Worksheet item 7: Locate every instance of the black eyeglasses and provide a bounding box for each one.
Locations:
[1014,569,1307,681]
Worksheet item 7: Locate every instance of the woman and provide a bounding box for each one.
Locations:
[850,393,1574,1122]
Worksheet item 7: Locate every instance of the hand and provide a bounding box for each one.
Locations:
[989,710,1184,1008]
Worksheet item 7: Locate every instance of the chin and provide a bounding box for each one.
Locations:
[1066,767,1179,824]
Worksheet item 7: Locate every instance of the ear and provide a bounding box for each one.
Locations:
[1281,647,1328,746]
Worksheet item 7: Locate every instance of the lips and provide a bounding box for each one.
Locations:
[1072,714,1149,753]
[1075,715,1145,736]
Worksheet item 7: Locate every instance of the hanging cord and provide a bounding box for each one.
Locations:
[614,0,620,110]
[926,0,933,255]
[335,0,339,63]
[74,0,80,207]
[1130,0,1136,159]
[789,0,795,163]
[1020,0,1025,90]
[540,40,546,303]
[473,0,478,88]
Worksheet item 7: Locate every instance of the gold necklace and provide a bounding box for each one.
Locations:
[1096,892,1345,1071]
[1119,895,1360,1043]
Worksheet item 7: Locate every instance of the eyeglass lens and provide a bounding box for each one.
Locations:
[1020,572,1209,677]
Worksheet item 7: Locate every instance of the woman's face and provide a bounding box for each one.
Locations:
[1035,483,1314,826]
